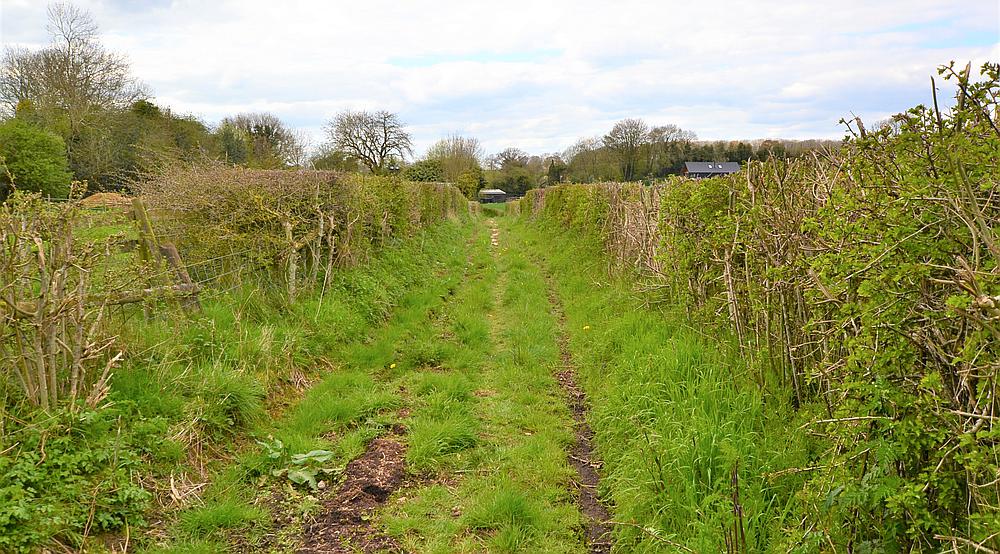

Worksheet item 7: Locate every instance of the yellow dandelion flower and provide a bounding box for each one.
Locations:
[583,325,591,330]
[390,363,397,369]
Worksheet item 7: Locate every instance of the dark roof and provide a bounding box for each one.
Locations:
[684,161,741,174]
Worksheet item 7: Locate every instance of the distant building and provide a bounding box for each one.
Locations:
[682,162,741,179]
[478,188,507,203]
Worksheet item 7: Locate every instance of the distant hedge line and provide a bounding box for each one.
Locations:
[519,63,1000,550]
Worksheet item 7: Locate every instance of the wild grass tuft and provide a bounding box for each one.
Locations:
[178,499,267,537]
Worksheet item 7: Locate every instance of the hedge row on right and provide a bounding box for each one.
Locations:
[520,63,1000,550]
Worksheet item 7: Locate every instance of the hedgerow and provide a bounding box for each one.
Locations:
[1,167,470,550]
[138,166,467,297]
[519,62,1000,550]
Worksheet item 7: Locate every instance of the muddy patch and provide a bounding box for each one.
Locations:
[299,437,408,553]
[546,289,613,553]
[557,366,612,553]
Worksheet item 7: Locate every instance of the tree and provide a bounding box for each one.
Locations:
[563,137,617,182]
[0,3,146,127]
[603,118,648,181]
[484,147,544,196]
[310,147,362,172]
[325,110,412,174]
[645,124,696,176]
[544,156,567,185]
[456,167,486,199]
[216,124,248,165]
[489,147,528,170]
[105,100,216,181]
[755,139,787,160]
[0,3,146,186]
[0,118,72,199]
[402,158,444,182]
[217,113,303,169]
[424,134,483,182]
[729,141,754,162]
[488,166,533,196]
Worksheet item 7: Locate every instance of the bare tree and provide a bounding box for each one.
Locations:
[603,118,649,181]
[325,110,412,173]
[425,134,483,181]
[220,112,304,168]
[0,3,146,124]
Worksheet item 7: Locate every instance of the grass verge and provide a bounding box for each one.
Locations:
[0,219,474,553]
[507,217,806,552]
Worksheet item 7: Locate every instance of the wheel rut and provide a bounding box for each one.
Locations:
[546,283,613,553]
[298,229,481,553]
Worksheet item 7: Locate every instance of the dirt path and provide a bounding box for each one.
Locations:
[546,285,613,553]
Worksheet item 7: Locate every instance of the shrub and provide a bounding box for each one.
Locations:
[0,118,72,199]
[0,409,151,552]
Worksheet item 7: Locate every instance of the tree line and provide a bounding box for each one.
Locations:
[0,3,837,201]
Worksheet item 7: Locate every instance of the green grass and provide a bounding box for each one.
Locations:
[506,217,806,552]
[137,219,478,552]
[381,221,584,553]
[480,202,508,217]
[179,500,267,537]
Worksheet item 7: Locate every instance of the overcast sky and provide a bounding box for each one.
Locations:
[1,0,997,156]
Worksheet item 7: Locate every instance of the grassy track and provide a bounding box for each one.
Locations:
[381,218,586,552]
[147,207,796,553]
[150,214,606,552]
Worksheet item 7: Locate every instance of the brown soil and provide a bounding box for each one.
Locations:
[77,192,133,209]
[547,288,614,553]
[299,436,409,553]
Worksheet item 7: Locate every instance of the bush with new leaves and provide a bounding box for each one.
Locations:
[0,118,72,200]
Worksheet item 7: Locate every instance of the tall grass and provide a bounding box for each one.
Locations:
[509,219,805,551]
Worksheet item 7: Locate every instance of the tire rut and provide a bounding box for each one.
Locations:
[298,229,482,553]
[545,283,613,553]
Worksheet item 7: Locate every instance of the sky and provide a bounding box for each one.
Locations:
[1,0,998,157]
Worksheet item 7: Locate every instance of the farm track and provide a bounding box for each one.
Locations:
[280,217,611,552]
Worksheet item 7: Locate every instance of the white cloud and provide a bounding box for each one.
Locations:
[1,0,997,155]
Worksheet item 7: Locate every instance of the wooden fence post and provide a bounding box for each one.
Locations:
[159,242,201,312]
[131,198,201,314]
[283,219,297,301]
[131,198,161,266]
[131,198,161,318]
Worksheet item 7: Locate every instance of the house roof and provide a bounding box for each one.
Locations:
[479,189,507,195]
[684,162,741,174]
